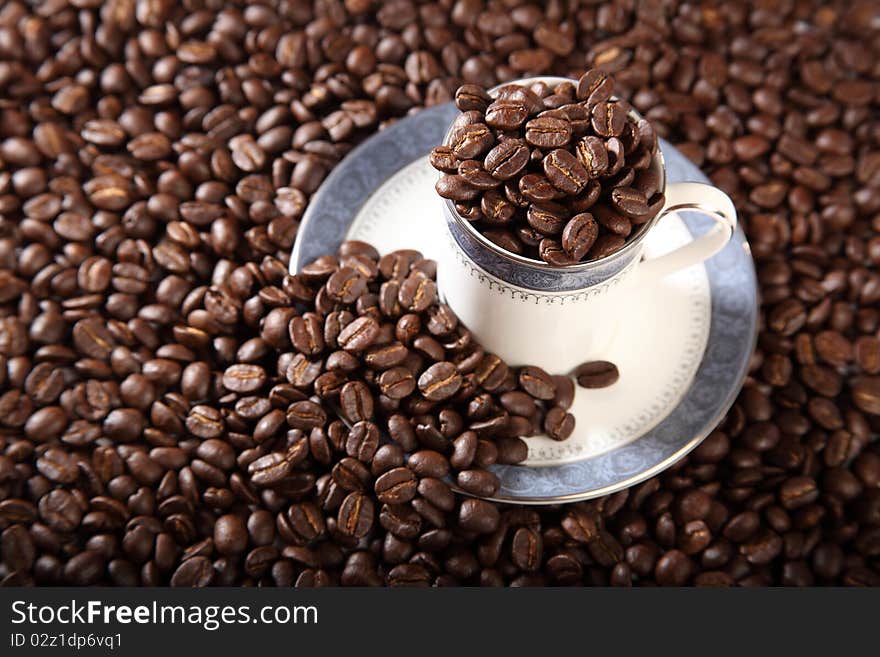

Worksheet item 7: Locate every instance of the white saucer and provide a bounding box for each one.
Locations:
[291,103,757,502]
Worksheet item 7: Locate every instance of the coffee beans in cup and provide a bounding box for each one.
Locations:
[431,70,664,265]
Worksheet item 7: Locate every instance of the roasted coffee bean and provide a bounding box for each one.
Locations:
[575,361,620,388]
[378,367,416,399]
[290,314,325,357]
[418,478,455,513]
[500,391,536,417]
[436,175,480,202]
[527,202,568,236]
[326,267,367,304]
[538,238,577,265]
[551,376,575,411]
[496,438,529,464]
[214,514,247,556]
[338,316,379,353]
[588,234,627,259]
[39,490,82,533]
[561,508,598,543]
[611,187,650,219]
[72,318,115,360]
[485,140,530,180]
[459,160,501,190]
[407,451,450,479]
[655,550,693,586]
[313,371,347,399]
[484,229,524,255]
[486,100,530,131]
[518,366,556,400]
[36,448,78,484]
[455,85,491,113]
[371,444,405,477]
[511,526,543,572]
[2,525,36,571]
[577,70,614,106]
[337,492,374,539]
[470,357,507,396]
[429,146,458,173]
[525,116,572,149]
[286,401,328,431]
[594,206,634,236]
[457,470,500,497]
[222,364,267,393]
[387,563,431,587]
[288,354,322,389]
[340,381,374,423]
[418,362,463,401]
[170,557,214,588]
[518,226,545,247]
[426,305,458,337]
[544,407,575,441]
[480,189,516,225]
[561,213,599,260]
[592,101,627,138]
[345,421,380,463]
[399,275,437,312]
[186,406,225,439]
[575,136,609,179]
[375,468,418,505]
[855,337,880,374]
[458,499,501,534]
[286,502,326,543]
[248,453,293,488]
[546,553,583,584]
[450,431,479,470]
[331,457,372,493]
[852,377,880,416]
[519,173,560,203]
[544,149,590,195]
[449,123,494,159]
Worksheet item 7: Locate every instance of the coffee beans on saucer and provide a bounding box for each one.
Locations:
[431,70,664,265]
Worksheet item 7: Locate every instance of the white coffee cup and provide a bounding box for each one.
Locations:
[437,77,737,373]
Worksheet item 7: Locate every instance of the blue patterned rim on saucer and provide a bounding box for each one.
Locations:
[292,103,759,504]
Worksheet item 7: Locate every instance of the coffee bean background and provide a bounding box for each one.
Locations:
[1,1,879,586]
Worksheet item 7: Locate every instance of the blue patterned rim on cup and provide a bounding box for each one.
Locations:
[440,76,667,292]
[291,103,759,503]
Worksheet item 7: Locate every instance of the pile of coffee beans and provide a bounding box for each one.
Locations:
[1,1,879,586]
[431,70,662,264]
[1,234,586,586]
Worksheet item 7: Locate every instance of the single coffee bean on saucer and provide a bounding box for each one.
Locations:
[575,361,621,389]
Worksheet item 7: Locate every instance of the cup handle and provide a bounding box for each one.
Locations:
[636,181,738,280]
